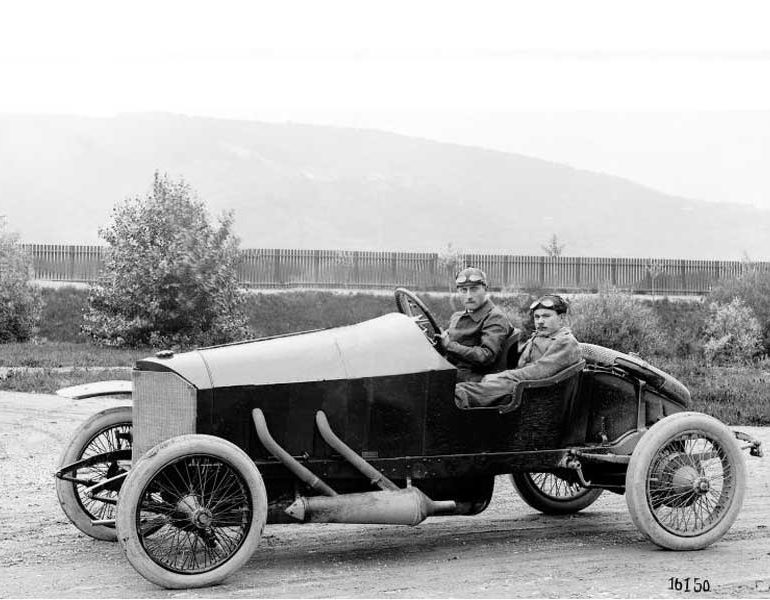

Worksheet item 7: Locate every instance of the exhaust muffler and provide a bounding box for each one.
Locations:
[285,487,456,526]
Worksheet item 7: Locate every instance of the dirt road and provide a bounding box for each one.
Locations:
[0,391,768,599]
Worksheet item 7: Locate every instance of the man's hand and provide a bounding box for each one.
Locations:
[481,372,505,383]
[436,330,450,350]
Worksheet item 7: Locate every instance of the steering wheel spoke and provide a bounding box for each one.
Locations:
[394,287,444,352]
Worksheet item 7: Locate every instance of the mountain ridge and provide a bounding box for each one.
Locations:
[1,112,768,260]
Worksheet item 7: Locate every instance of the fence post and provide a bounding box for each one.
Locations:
[610,258,617,286]
[273,249,282,287]
[67,246,76,281]
[313,249,320,284]
[353,251,360,287]
[539,256,545,288]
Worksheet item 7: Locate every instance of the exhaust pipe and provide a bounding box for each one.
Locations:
[285,488,456,526]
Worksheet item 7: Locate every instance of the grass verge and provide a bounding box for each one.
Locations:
[0,367,132,394]
[0,342,149,368]
[660,357,770,427]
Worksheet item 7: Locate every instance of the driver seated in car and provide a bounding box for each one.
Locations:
[454,294,580,408]
[437,267,512,383]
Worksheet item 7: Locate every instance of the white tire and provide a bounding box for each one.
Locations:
[511,472,603,515]
[116,434,267,589]
[56,406,133,541]
[625,412,746,550]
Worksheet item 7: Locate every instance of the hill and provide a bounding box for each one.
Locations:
[2,112,769,259]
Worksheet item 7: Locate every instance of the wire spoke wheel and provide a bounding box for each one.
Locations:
[510,472,603,515]
[56,406,133,541]
[75,422,132,522]
[117,434,267,589]
[530,472,586,499]
[138,455,253,574]
[626,412,746,550]
[646,432,734,537]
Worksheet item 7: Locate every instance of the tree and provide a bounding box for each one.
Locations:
[0,217,42,342]
[541,234,565,258]
[83,173,249,348]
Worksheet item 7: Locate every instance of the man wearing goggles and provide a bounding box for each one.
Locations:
[437,267,512,382]
[454,294,580,408]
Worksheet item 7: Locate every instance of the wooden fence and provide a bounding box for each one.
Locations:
[22,244,769,295]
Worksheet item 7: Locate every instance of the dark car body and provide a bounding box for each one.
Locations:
[55,298,762,590]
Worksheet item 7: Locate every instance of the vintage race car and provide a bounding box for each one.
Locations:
[55,288,763,589]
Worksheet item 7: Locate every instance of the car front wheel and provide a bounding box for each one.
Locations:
[116,434,267,589]
[625,412,747,550]
[56,406,133,541]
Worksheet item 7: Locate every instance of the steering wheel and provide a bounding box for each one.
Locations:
[394,287,444,349]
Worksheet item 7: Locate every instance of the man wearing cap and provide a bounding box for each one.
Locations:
[437,267,512,383]
[454,294,580,408]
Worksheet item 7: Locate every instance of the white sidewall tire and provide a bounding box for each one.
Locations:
[510,472,603,515]
[55,406,133,541]
[625,412,747,550]
[116,434,267,589]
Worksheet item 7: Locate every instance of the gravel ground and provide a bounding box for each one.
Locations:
[0,391,768,599]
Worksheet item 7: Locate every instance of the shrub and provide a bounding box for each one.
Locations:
[0,218,42,342]
[83,173,249,348]
[709,267,770,352]
[569,288,666,357]
[653,297,708,358]
[38,286,89,342]
[495,290,540,337]
[701,298,762,364]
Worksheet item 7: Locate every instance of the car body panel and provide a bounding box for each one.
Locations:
[138,313,454,390]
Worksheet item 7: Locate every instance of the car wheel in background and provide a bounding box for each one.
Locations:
[510,472,603,515]
[56,406,133,541]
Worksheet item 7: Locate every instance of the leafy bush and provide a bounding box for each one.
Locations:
[709,267,770,352]
[701,298,762,364]
[569,288,666,357]
[496,290,541,337]
[652,297,708,358]
[38,286,89,342]
[83,173,249,348]
[657,356,770,426]
[0,218,42,342]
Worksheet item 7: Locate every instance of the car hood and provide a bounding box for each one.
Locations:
[136,312,455,389]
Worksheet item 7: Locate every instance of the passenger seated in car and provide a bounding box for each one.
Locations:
[436,267,512,383]
[454,294,580,408]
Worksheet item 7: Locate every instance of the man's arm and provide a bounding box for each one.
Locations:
[483,333,580,383]
[444,312,510,367]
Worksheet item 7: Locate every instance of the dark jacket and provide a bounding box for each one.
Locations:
[444,299,512,381]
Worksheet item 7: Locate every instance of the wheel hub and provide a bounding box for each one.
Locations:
[670,464,701,493]
[176,494,213,529]
[692,476,710,495]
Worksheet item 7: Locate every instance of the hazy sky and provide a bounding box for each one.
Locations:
[2,0,770,209]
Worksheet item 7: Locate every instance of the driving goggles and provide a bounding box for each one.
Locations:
[529,295,568,313]
[455,270,487,286]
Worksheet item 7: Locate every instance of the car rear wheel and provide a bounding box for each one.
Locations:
[510,472,603,514]
[56,406,133,541]
[625,412,746,550]
[116,434,267,589]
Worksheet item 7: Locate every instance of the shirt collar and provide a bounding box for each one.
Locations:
[531,326,571,340]
[465,298,494,322]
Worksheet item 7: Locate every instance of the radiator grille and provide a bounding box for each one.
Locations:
[132,370,197,461]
